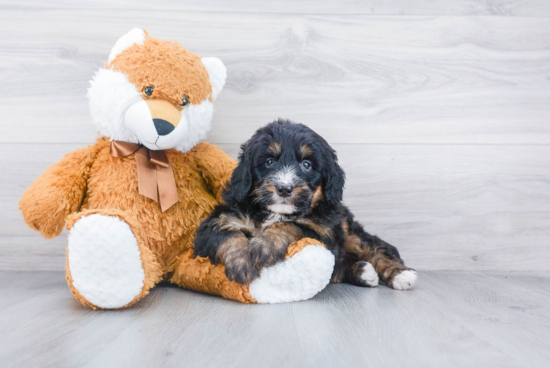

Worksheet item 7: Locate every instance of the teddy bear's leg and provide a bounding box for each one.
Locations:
[169,247,256,303]
[65,209,163,310]
[170,237,334,304]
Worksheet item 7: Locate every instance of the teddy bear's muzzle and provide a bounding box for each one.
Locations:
[146,99,181,129]
[124,98,189,150]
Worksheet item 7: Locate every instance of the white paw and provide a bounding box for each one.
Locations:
[359,261,379,287]
[392,269,418,290]
[249,245,335,304]
[68,214,145,308]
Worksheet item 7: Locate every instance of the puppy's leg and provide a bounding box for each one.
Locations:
[340,260,380,287]
[342,221,417,290]
[250,222,302,271]
[194,210,257,285]
[216,233,257,284]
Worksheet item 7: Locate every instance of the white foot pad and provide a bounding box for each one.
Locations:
[68,214,145,308]
[392,269,418,290]
[249,245,335,304]
[359,261,379,287]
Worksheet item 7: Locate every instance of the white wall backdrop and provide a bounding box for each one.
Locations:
[1,1,549,272]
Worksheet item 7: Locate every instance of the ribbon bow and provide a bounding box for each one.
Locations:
[110,141,178,212]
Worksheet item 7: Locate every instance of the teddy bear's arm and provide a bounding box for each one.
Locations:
[192,142,237,202]
[19,145,96,239]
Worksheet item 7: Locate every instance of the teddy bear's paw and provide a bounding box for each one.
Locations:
[248,244,335,304]
[392,269,418,291]
[68,214,145,309]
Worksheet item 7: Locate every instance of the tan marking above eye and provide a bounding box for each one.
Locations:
[267,142,282,156]
[146,99,182,127]
[300,144,313,158]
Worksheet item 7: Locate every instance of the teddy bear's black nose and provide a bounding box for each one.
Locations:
[153,119,175,136]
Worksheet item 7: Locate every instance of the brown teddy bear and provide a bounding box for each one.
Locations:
[19,29,335,309]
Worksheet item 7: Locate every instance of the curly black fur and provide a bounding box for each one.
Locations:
[194,119,414,287]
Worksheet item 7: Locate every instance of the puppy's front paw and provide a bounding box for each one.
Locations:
[249,235,288,270]
[392,269,418,290]
[224,254,258,285]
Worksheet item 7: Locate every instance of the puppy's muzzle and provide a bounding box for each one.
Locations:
[276,184,294,198]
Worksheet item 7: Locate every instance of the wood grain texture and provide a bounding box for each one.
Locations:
[2,0,550,16]
[1,271,550,367]
[3,143,549,272]
[1,11,550,144]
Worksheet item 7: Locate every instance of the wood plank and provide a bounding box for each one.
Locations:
[419,272,550,367]
[0,236,67,272]
[2,0,550,16]
[290,283,519,368]
[1,11,550,144]
[0,271,66,309]
[2,271,549,367]
[338,144,550,272]
[486,273,550,296]
[2,143,549,272]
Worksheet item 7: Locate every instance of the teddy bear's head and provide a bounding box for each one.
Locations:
[88,28,226,152]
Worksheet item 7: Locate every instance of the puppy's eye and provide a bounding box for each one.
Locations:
[143,86,154,97]
[180,95,190,108]
[301,160,312,171]
[266,158,275,167]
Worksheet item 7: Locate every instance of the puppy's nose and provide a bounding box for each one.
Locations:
[276,184,294,198]
[153,119,175,136]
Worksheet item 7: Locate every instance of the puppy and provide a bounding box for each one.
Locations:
[193,119,417,290]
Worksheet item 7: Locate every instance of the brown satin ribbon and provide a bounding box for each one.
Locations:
[110,141,178,212]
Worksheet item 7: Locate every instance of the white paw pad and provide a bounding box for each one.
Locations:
[359,261,379,287]
[392,269,418,290]
[68,214,145,308]
[249,245,335,304]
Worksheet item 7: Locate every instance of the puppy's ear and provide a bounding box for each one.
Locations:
[223,143,254,203]
[322,146,346,207]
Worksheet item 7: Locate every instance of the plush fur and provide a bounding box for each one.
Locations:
[88,29,216,152]
[194,119,418,289]
[19,29,335,308]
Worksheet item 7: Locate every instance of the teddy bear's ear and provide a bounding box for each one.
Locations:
[201,57,227,101]
[107,28,147,63]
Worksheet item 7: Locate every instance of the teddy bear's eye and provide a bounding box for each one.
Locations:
[143,86,154,97]
[179,95,190,108]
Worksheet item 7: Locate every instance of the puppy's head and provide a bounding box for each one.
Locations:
[225,119,345,215]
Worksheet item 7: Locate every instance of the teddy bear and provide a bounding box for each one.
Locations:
[19,29,335,309]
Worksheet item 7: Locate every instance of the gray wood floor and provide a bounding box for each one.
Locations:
[1,271,549,368]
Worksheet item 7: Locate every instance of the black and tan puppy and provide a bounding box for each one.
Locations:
[194,119,418,290]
